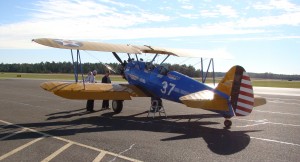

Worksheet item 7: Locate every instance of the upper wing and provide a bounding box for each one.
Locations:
[33,38,231,58]
[32,38,142,54]
[40,81,151,100]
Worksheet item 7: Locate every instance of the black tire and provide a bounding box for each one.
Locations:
[224,120,232,128]
[112,100,123,114]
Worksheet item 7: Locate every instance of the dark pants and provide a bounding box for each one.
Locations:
[86,100,94,112]
[102,100,109,108]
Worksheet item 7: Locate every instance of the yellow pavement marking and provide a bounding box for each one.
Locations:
[41,142,73,162]
[0,137,44,161]
[0,119,142,162]
[93,151,106,162]
[0,128,27,141]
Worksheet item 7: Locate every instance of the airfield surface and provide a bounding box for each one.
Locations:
[0,79,299,162]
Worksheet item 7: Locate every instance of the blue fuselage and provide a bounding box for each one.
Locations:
[124,61,215,103]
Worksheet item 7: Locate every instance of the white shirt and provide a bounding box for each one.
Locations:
[85,75,96,83]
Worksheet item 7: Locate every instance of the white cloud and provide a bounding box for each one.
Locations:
[177,0,191,4]
[200,5,238,18]
[30,0,169,27]
[216,5,238,18]
[180,14,199,19]
[236,12,300,27]
[177,0,194,10]
[182,5,194,10]
[0,0,300,50]
[253,0,299,11]
[200,10,219,17]
[211,35,300,42]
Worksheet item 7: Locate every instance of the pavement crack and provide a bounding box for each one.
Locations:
[109,144,136,162]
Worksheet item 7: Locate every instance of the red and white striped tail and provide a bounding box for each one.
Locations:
[235,72,254,116]
[216,65,255,117]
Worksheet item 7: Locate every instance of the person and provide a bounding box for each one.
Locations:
[84,71,92,82]
[86,70,97,112]
[101,70,111,109]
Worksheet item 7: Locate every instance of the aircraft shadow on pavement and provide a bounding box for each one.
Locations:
[0,109,260,155]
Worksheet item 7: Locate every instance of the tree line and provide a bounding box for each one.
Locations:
[0,62,299,80]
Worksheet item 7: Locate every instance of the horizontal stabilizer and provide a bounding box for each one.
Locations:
[179,90,229,111]
[254,96,267,107]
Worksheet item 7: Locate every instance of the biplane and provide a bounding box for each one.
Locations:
[32,38,266,128]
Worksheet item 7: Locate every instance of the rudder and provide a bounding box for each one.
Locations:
[216,65,254,116]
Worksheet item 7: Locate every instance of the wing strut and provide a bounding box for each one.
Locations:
[70,49,85,89]
[127,53,131,60]
[150,54,158,63]
[71,49,78,82]
[160,55,170,65]
[200,58,215,86]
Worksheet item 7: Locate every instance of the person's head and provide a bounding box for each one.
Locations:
[92,70,97,76]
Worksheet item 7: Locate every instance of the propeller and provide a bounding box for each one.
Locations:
[112,52,127,80]
[103,64,116,73]
[112,52,123,64]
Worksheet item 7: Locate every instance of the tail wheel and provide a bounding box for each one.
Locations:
[224,119,232,128]
[112,100,123,114]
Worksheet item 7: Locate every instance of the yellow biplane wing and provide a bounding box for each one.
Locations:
[32,38,231,59]
[40,82,151,100]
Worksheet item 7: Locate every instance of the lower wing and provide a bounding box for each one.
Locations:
[40,81,151,100]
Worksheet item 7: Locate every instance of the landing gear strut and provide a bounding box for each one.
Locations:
[112,100,123,114]
[224,119,232,128]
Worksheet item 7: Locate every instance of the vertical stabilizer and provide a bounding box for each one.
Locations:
[216,66,254,116]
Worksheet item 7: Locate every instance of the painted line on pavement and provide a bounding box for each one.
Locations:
[234,118,300,127]
[99,116,300,149]
[251,136,300,147]
[0,119,141,162]
[0,137,44,161]
[93,151,106,162]
[41,142,73,162]
[254,110,300,116]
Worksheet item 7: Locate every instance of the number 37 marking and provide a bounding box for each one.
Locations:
[161,81,176,95]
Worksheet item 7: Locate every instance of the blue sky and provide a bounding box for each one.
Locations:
[1,0,300,74]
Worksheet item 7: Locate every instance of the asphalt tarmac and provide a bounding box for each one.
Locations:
[0,79,299,162]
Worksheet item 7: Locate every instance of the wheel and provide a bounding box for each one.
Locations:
[224,119,232,128]
[112,100,123,114]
